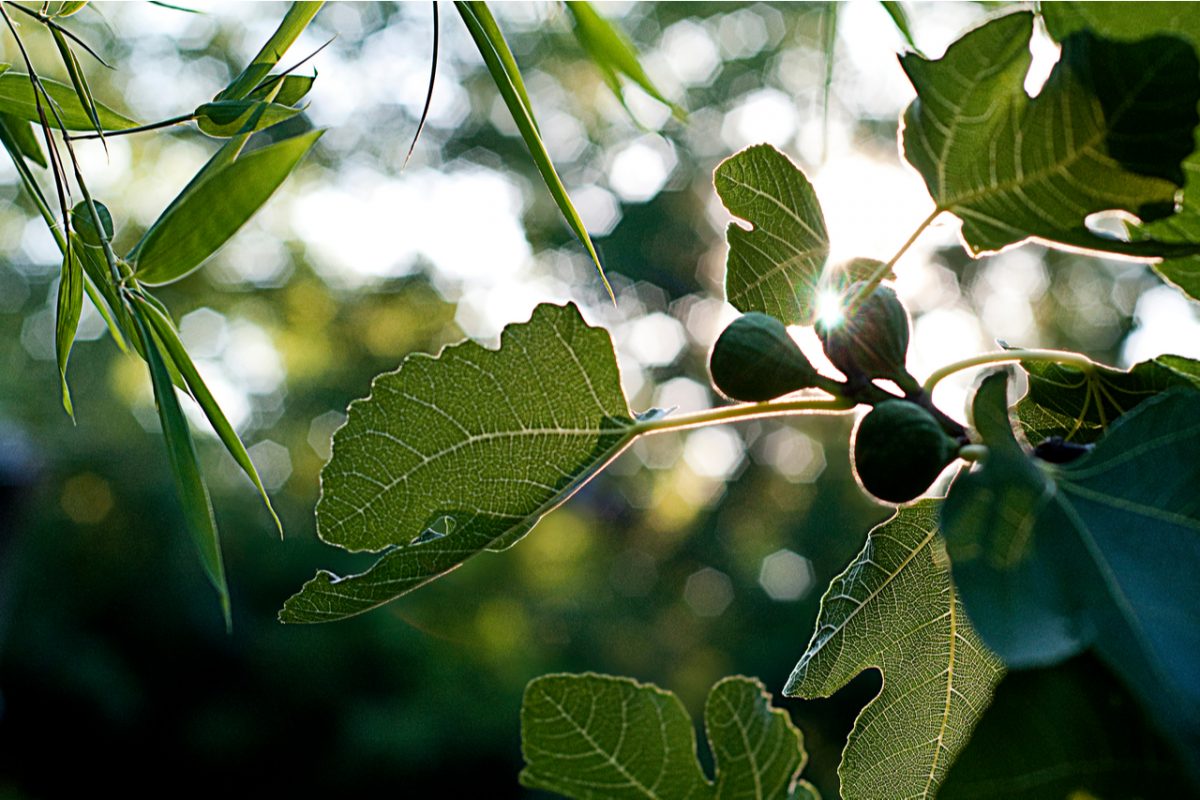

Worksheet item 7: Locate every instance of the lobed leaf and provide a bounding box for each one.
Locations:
[715,144,830,326]
[784,500,1003,800]
[455,1,613,300]
[130,309,231,629]
[1016,353,1200,444]
[215,1,324,102]
[943,371,1200,778]
[565,2,685,121]
[0,72,136,130]
[281,303,637,623]
[901,11,1200,259]
[520,673,818,800]
[132,129,321,285]
[1040,3,1200,298]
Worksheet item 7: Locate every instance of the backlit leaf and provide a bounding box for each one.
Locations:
[0,72,136,130]
[715,144,830,325]
[520,674,818,800]
[901,11,1200,259]
[0,112,45,167]
[784,500,1003,800]
[194,99,302,137]
[942,371,1200,777]
[132,129,321,285]
[54,243,83,417]
[215,1,324,102]
[280,303,638,623]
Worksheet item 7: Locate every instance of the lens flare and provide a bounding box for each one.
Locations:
[816,289,845,328]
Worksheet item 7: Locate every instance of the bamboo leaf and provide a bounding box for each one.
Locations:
[132,129,321,285]
[880,1,916,50]
[54,242,83,418]
[455,1,614,301]
[193,99,302,137]
[0,112,46,167]
[130,307,231,630]
[0,72,136,130]
[131,294,282,535]
[247,73,315,107]
[50,27,104,143]
[215,1,324,101]
[565,2,685,121]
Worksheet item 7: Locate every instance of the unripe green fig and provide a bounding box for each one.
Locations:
[709,312,819,402]
[852,399,959,503]
[816,283,913,390]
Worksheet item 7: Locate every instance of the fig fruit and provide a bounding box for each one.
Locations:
[852,399,960,503]
[816,282,915,391]
[709,312,819,402]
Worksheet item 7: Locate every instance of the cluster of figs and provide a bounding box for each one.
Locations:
[709,283,967,504]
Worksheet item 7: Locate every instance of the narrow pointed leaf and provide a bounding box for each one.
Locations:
[902,11,1200,258]
[54,243,83,417]
[50,1,89,17]
[785,500,1004,800]
[131,294,282,535]
[0,72,136,130]
[520,674,818,800]
[943,371,1200,777]
[194,99,301,137]
[132,129,321,285]
[130,309,230,629]
[0,112,46,167]
[455,1,613,300]
[565,2,685,120]
[280,303,637,623]
[715,144,830,325]
[879,1,916,50]
[215,1,324,101]
[50,27,104,142]
[247,73,315,107]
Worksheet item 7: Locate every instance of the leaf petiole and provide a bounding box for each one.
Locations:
[922,348,1097,394]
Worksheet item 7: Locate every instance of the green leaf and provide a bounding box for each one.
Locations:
[132,129,321,285]
[879,1,916,51]
[54,243,83,418]
[715,144,830,326]
[0,72,136,130]
[0,112,46,167]
[247,73,315,107]
[940,654,1193,799]
[455,1,613,301]
[194,99,302,137]
[520,674,819,800]
[130,308,231,630]
[942,371,1200,776]
[564,2,685,121]
[215,1,324,102]
[784,500,1003,800]
[1016,353,1200,444]
[280,303,637,623]
[130,294,282,536]
[50,27,104,142]
[901,11,1200,259]
[50,1,89,17]
[1041,3,1200,298]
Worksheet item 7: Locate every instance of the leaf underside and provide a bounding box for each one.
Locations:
[902,11,1200,259]
[715,143,830,326]
[785,500,1003,800]
[520,673,818,800]
[281,303,636,623]
[943,371,1200,778]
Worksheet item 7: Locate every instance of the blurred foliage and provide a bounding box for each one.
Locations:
[0,2,1186,797]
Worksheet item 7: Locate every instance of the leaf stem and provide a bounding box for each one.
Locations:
[848,207,941,309]
[634,395,855,436]
[922,348,1097,394]
[65,112,197,141]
